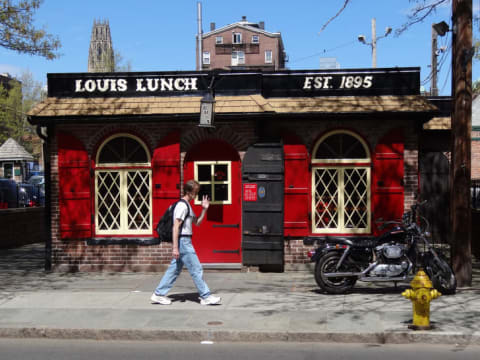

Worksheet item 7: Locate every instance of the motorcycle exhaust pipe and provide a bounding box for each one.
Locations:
[323,262,378,278]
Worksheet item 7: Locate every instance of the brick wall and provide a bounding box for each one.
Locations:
[0,207,47,249]
[49,117,419,271]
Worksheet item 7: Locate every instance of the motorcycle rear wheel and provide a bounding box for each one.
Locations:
[315,252,356,294]
[425,255,457,295]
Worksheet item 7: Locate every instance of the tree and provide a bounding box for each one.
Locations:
[320,0,450,35]
[0,70,45,154]
[0,0,61,59]
[113,49,132,72]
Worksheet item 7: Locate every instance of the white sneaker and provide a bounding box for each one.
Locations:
[200,294,221,305]
[150,294,172,305]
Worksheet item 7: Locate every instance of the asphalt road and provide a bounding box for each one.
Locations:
[0,339,479,360]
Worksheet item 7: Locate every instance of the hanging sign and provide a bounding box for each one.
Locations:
[243,183,258,202]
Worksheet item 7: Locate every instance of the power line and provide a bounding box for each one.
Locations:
[289,40,356,65]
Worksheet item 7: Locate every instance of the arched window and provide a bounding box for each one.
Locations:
[311,130,371,234]
[95,134,152,235]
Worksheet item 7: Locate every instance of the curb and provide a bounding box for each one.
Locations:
[0,328,479,345]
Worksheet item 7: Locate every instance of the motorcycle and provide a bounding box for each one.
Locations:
[303,201,457,295]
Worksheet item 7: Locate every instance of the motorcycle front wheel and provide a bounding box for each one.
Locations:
[315,252,356,294]
[424,255,457,295]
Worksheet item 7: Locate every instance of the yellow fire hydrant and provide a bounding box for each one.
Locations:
[402,269,441,330]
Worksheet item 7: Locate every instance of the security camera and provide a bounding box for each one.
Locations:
[358,35,366,43]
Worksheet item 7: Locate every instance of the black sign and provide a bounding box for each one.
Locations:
[47,68,420,98]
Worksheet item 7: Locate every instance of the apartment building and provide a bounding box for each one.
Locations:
[197,16,287,71]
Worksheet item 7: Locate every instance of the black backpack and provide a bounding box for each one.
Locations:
[156,199,190,242]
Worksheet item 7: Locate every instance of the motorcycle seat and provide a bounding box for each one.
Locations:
[324,236,376,248]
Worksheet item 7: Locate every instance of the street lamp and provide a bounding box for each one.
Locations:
[199,90,215,128]
[358,18,392,68]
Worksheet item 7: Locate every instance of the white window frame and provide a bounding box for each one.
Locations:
[311,166,371,234]
[311,129,371,164]
[231,50,245,66]
[215,36,223,44]
[95,170,153,235]
[194,161,232,205]
[203,51,210,65]
[251,35,259,44]
[96,134,151,168]
[265,50,273,63]
[310,130,372,234]
[94,134,152,235]
[232,32,242,44]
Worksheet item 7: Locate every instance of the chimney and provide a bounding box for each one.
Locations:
[210,22,215,31]
[259,21,265,29]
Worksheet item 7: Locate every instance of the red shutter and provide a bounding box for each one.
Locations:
[283,134,310,236]
[152,131,181,236]
[57,132,91,239]
[373,129,405,234]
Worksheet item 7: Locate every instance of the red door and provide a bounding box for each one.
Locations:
[184,140,241,263]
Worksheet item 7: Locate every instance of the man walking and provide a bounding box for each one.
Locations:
[151,180,221,305]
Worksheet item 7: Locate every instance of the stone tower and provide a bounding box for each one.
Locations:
[88,20,114,72]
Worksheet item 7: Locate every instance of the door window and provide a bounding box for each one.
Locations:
[194,161,231,204]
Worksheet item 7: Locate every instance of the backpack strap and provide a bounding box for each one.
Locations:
[175,199,192,237]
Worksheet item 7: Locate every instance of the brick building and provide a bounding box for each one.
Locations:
[28,67,438,272]
[197,16,286,71]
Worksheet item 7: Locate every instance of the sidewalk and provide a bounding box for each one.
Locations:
[0,243,479,344]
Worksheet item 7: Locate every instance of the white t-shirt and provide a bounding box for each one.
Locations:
[173,200,195,236]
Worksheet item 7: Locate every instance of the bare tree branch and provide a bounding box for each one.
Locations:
[396,0,450,35]
[318,0,351,35]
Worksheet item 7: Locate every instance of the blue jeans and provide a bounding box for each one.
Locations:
[154,236,211,299]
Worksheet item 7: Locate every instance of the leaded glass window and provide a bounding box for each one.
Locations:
[95,135,152,235]
[311,131,371,233]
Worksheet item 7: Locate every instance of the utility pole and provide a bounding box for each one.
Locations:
[371,18,377,68]
[451,0,473,287]
[431,25,439,96]
[358,18,391,68]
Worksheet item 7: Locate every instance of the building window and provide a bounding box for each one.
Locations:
[215,36,223,44]
[3,163,13,178]
[194,161,231,205]
[203,51,210,65]
[95,134,152,235]
[265,50,273,63]
[231,51,245,66]
[232,32,242,44]
[311,130,371,234]
[252,35,259,44]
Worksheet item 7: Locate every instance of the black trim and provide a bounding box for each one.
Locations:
[86,237,160,245]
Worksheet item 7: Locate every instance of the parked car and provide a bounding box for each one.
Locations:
[18,175,45,207]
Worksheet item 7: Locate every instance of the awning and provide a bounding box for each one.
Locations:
[28,94,437,123]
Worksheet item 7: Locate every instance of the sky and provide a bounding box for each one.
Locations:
[0,0,478,96]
